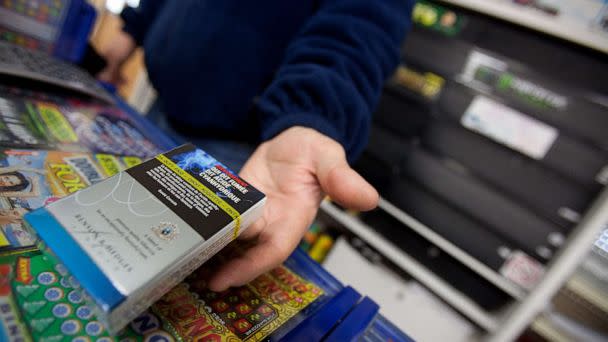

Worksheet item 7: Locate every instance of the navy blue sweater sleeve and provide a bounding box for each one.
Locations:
[120,0,167,45]
[256,0,414,162]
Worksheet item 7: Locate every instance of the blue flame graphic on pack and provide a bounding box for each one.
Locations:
[170,148,236,198]
[171,149,225,174]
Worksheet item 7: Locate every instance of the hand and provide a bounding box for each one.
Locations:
[0,215,21,225]
[208,126,378,291]
[96,31,137,86]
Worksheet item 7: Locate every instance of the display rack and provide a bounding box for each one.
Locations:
[439,0,608,54]
[320,187,608,341]
[319,201,506,332]
[567,274,608,314]
[377,198,525,300]
[531,315,571,342]
[489,188,608,341]
[326,0,608,339]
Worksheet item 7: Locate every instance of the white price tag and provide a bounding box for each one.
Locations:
[462,96,558,159]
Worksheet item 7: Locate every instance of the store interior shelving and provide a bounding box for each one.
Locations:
[440,0,608,54]
[567,274,608,315]
[320,188,608,341]
[320,201,509,332]
[377,198,526,300]
[311,1,608,340]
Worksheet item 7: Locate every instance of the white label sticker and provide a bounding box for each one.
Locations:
[461,96,559,159]
[500,251,545,291]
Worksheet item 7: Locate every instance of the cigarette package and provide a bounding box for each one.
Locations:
[23,143,266,333]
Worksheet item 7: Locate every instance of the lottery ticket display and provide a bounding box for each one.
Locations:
[0,0,97,61]
[0,94,162,158]
[0,149,141,253]
[4,247,352,341]
[0,81,410,340]
[10,254,172,341]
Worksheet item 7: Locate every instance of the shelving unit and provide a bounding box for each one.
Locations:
[377,198,525,300]
[440,0,608,54]
[489,188,608,341]
[316,1,608,340]
[567,274,608,315]
[320,201,505,332]
[320,187,608,341]
[531,315,571,342]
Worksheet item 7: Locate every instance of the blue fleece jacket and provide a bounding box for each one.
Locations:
[121,0,413,161]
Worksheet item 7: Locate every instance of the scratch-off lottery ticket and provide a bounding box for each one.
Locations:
[10,254,174,341]
[153,264,324,341]
[0,263,30,341]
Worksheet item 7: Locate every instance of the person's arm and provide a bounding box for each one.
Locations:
[208,0,414,291]
[256,0,415,162]
[0,215,21,225]
[119,0,167,47]
[97,0,166,85]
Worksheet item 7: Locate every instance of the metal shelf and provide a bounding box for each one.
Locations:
[488,188,608,342]
[378,197,526,300]
[531,315,571,342]
[320,201,504,331]
[321,186,608,341]
[567,274,608,314]
[440,0,608,54]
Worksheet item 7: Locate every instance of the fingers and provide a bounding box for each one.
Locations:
[207,231,293,292]
[324,165,378,211]
[316,149,378,212]
[238,214,267,240]
[96,64,126,86]
[208,205,313,291]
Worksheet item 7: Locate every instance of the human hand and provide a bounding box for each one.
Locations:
[0,214,21,225]
[96,31,137,86]
[0,217,19,225]
[208,126,378,291]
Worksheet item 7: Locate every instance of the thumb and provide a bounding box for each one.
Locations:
[97,63,125,86]
[96,67,115,83]
[315,147,378,211]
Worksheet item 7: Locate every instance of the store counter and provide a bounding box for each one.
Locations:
[0,81,412,341]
